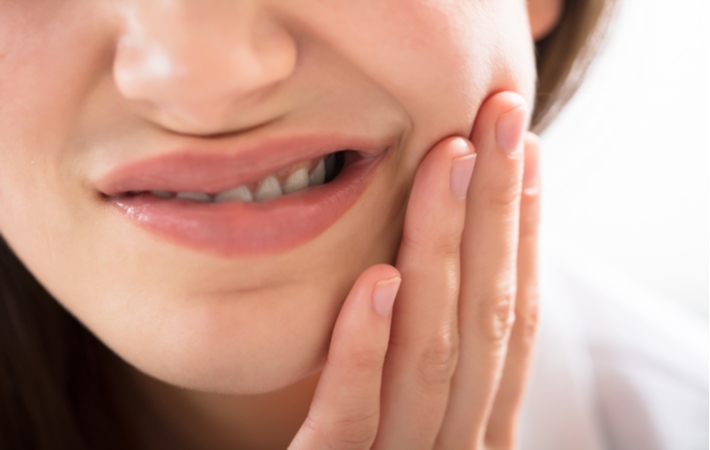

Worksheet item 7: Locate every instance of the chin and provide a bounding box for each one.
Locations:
[102,263,365,395]
[127,231,401,395]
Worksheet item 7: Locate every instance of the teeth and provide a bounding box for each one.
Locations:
[309,159,326,186]
[144,155,339,203]
[213,185,253,203]
[176,192,212,202]
[151,190,175,199]
[283,167,309,194]
[254,175,283,202]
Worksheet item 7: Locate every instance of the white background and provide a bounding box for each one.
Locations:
[540,0,709,317]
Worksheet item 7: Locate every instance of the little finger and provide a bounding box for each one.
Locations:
[484,132,541,449]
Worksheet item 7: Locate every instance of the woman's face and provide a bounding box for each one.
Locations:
[0,0,537,393]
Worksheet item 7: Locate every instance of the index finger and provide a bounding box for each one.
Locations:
[372,137,476,449]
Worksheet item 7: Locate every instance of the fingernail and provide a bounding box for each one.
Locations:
[372,277,401,317]
[450,154,477,200]
[496,106,527,154]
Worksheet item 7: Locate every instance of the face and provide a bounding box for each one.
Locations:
[0,0,537,394]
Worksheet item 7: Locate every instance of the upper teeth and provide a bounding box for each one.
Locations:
[282,167,310,195]
[309,159,326,186]
[253,175,282,202]
[149,155,333,203]
[213,185,253,203]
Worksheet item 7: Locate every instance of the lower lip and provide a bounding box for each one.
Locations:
[107,155,383,257]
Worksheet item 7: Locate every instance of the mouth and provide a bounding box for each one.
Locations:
[113,150,349,204]
[96,136,389,257]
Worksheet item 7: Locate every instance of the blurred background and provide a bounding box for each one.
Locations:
[540,0,709,317]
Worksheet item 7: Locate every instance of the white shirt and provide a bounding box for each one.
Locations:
[520,256,709,450]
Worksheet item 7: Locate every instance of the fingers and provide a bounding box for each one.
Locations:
[292,100,540,450]
[372,137,477,449]
[485,132,541,449]
[436,92,528,448]
[290,265,401,450]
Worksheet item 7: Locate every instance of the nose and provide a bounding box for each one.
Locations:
[113,1,297,135]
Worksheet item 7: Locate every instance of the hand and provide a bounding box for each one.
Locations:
[290,91,541,450]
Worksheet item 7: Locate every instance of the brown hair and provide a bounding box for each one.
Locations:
[0,2,616,448]
[532,0,617,132]
[0,239,139,449]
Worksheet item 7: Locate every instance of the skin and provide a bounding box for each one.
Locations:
[0,0,559,448]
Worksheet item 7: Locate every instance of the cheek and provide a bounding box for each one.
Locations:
[0,3,113,228]
[0,4,111,144]
[289,0,536,164]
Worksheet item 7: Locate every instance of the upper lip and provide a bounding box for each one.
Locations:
[95,133,390,196]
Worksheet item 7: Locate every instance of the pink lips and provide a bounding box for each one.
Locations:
[96,134,388,257]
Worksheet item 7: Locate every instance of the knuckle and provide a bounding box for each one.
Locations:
[346,345,386,374]
[328,411,380,450]
[433,231,463,258]
[476,288,516,345]
[521,183,541,201]
[483,178,521,211]
[399,230,425,257]
[302,408,379,450]
[332,416,378,449]
[400,227,461,259]
[415,331,459,391]
[327,341,384,380]
[519,206,540,236]
[516,290,540,346]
